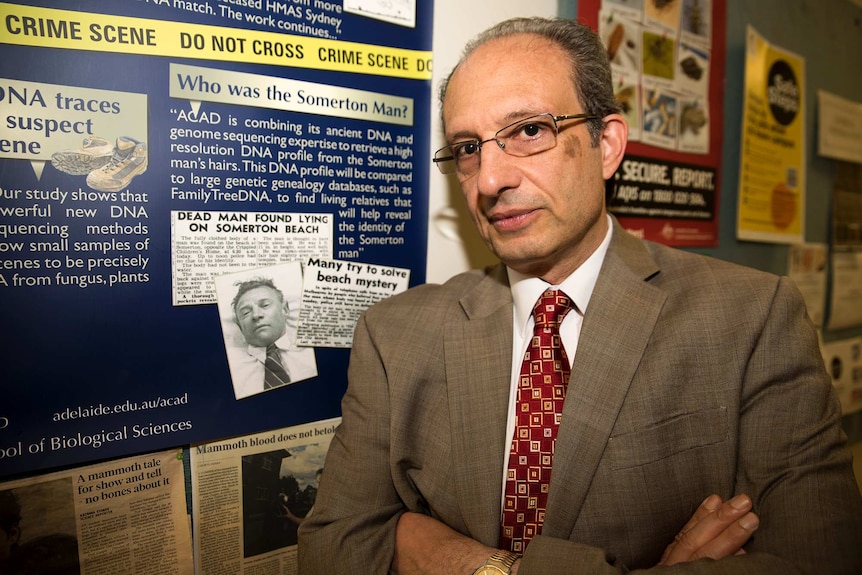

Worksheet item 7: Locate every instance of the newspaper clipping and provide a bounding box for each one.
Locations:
[299,257,410,347]
[0,448,191,575]
[171,210,333,306]
[190,418,340,575]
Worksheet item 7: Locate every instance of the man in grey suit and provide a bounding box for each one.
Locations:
[298,17,862,575]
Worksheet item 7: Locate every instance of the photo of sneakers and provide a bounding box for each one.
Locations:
[86,136,148,192]
[50,136,115,175]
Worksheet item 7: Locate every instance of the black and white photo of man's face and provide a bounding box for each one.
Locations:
[234,285,288,347]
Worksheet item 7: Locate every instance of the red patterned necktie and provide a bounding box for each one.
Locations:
[500,289,574,553]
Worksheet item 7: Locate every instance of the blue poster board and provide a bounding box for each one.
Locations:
[0,0,433,477]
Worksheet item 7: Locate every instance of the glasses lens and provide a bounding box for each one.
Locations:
[433,147,456,174]
[452,141,481,175]
[497,115,557,157]
[435,141,482,175]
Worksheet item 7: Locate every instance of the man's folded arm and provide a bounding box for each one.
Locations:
[729,278,862,575]
[392,494,764,575]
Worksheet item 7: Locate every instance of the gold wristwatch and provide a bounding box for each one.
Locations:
[471,550,520,575]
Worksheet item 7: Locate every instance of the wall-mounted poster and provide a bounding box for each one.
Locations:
[737,25,806,244]
[580,0,726,247]
[0,0,433,478]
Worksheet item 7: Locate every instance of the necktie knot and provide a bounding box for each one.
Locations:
[532,289,573,330]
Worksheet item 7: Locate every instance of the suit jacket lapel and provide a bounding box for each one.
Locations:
[446,265,514,546]
[544,220,666,538]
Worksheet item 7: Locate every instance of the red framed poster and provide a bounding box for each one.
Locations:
[579,0,727,246]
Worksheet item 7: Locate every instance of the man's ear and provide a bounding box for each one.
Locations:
[600,113,628,180]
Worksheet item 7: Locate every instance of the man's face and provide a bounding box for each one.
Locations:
[234,286,288,347]
[442,34,623,284]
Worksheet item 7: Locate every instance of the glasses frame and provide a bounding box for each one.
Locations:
[432,112,599,176]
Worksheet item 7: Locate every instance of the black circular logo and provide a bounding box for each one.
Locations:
[767,60,799,126]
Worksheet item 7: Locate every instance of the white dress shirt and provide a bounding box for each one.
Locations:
[501,215,614,507]
[228,331,318,400]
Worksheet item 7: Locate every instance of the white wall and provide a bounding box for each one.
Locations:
[425,0,559,284]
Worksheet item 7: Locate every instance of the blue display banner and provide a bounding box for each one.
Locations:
[0,0,433,477]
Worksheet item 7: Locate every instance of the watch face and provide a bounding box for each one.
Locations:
[474,567,504,575]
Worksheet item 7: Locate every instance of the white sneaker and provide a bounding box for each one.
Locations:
[86,137,148,192]
[51,136,114,175]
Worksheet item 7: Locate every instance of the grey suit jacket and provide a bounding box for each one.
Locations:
[298,219,862,574]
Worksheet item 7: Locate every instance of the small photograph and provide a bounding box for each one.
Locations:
[50,135,148,192]
[605,0,645,8]
[678,96,710,154]
[215,262,318,400]
[1,480,80,575]
[600,11,642,73]
[602,0,645,23]
[680,0,712,47]
[241,443,327,555]
[642,86,679,149]
[343,0,416,28]
[642,29,676,84]
[612,69,642,142]
[676,43,710,96]
[644,0,682,31]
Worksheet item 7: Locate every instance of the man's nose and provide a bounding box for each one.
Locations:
[475,142,519,195]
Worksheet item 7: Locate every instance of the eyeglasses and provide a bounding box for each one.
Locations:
[432,112,598,176]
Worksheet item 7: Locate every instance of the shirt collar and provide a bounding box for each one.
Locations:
[246,331,293,359]
[508,214,613,338]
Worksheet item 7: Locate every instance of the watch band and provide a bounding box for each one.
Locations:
[471,550,521,575]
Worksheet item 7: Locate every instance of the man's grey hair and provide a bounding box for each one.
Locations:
[439,17,621,146]
[231,277,284,315]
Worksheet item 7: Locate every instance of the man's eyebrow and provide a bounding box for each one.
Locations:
[501,108,545,123]
[237,296,272,310]
[444,109,547,143]
[444,129,480,144]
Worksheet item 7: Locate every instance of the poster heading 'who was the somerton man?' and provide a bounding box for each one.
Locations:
[0,2,433,80]
[169,63,414,126]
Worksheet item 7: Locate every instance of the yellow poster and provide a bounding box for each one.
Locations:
[737,26,805,243]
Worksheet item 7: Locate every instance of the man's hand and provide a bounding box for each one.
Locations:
[392,494,757,574]
[658,494,760,566]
